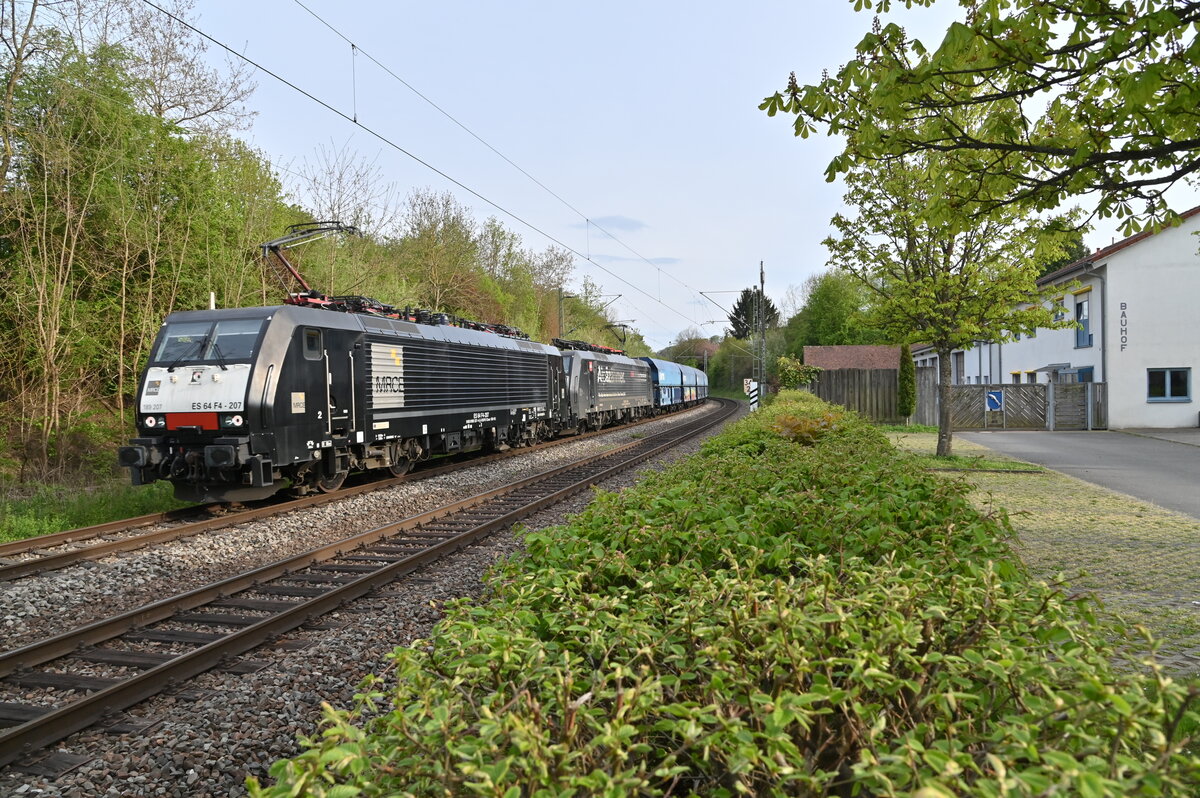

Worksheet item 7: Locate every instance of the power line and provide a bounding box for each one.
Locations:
[289,0,590,223]
[265,158,673,336]
[138,0,699,331]
[288,0,707,308]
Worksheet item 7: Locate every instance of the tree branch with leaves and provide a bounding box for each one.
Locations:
[761,0,1200,232]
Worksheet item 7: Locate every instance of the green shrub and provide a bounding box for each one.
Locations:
[776,354,822,388]
[770,410,843,445]
[898,343,916,419]
[250,392,1200,797]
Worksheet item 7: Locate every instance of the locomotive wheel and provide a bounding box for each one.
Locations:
[388,458,413,477]
[316,470,348,493]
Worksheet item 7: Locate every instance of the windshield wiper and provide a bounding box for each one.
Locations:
[208,337,230,371]
[166,335,208,372]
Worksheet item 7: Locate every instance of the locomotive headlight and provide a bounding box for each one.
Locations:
[144,415,156,428]
[221,414,245,428]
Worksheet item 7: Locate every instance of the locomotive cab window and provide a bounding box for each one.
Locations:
[303,328,323,360]
[205,318,265,360]
[153,321,211,362]
[152,318,266,364]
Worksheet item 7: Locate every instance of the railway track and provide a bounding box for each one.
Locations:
[0,398,736,771]
[0,404,707,582]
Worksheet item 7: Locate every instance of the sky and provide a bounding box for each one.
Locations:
[188,1,1195,351]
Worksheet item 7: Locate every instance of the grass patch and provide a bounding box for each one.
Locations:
[885,430,1042,471]
[908,452,1044,472]
[877,422,939,434]
[0,480,191,544]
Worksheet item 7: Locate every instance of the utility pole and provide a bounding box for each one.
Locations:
[756,261,767,388]
[761,261,767,388]
[558,288,575,338]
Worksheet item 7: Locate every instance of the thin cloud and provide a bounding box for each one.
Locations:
[591,253,680,266]
[573,215,647,233]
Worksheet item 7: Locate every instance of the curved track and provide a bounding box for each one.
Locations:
[0,398,736,770]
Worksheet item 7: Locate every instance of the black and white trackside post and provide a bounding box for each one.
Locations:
[744,378,760,411]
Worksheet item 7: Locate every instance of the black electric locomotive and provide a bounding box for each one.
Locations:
[119,304,564,502]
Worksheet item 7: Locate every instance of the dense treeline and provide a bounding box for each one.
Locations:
[0,0,637,483]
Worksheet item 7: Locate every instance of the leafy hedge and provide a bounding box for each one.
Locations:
[251,392,1200,797]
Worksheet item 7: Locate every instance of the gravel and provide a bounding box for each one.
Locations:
[0,402,739,797]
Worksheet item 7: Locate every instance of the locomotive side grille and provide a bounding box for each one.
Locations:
[367,339,550,410]
[595,363,653,405]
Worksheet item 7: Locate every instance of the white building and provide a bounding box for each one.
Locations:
[912,207,1200,428]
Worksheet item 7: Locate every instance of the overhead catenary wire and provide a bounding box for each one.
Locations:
[264,158,670,332]
[287,0,710,316]
[137,0,700,334]
[350,42,357,123]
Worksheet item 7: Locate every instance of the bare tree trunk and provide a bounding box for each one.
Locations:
[0,0,41,181]
[937,346,954,457]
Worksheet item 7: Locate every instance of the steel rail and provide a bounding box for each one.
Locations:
[0,399,735,768]
[0,403,708,580]
[0,508,202,558]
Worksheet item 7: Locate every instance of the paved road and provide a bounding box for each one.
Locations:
[958,430,1200,521]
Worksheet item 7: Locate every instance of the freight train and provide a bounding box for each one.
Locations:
[118,299,708,503]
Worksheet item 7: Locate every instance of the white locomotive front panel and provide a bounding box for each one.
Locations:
[139,364,253,415]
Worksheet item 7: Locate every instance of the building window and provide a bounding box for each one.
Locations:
[1077,366,1094,383]
[1025,372,1037,384]
[1052,296,1066,322]
[1011,372,1021,383]
[1147,368,1190,402]
[1075,292,1092,348]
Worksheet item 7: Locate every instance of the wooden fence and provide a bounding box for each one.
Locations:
[805,368,902,424]
[808,367,1106,430]
[943,384,1048,430]
[915,368,938,426]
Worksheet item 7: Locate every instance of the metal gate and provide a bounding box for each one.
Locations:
[1046,382,1107,430]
